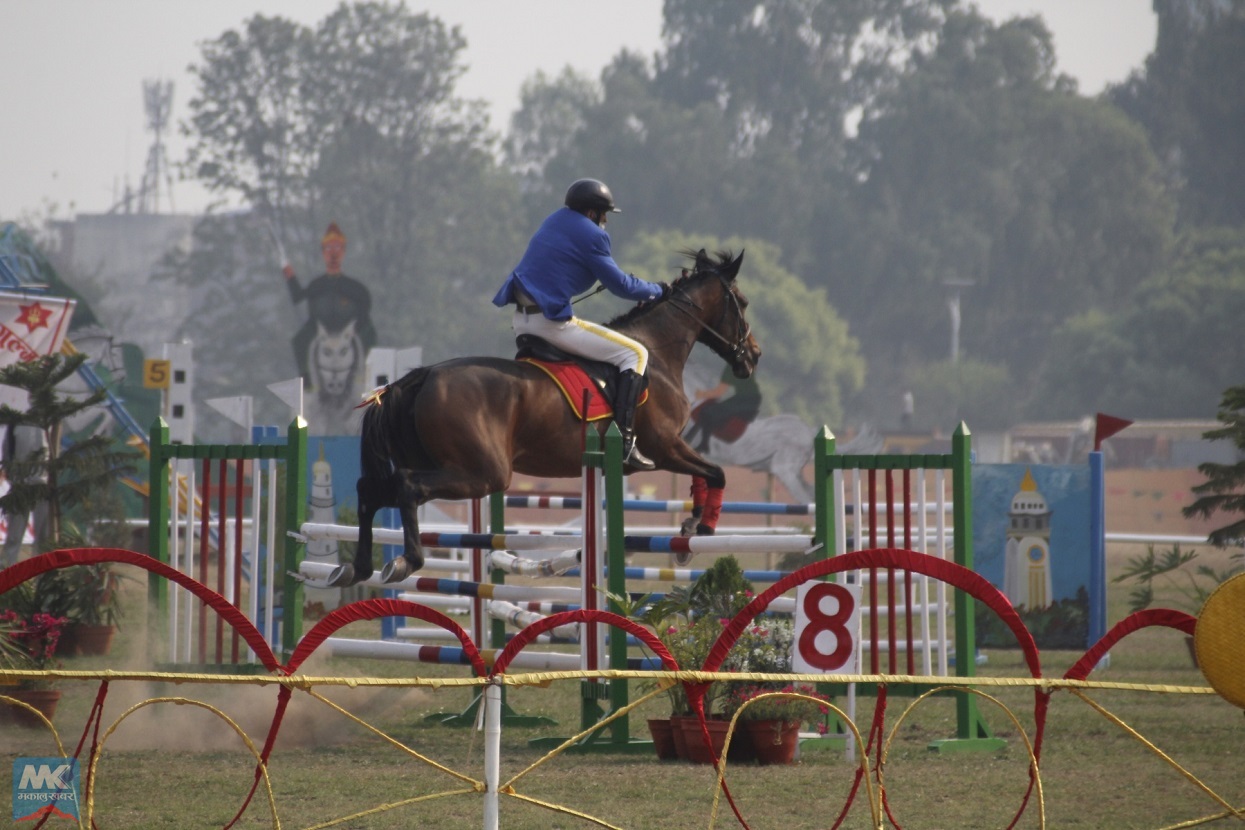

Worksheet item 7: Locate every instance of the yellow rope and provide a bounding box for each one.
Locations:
[501,684,668,791]
[0,693,68,755]
[300,789,479,830]
[708,696,881,830]
[1071,689,1245,825]
[883,686,1045,828]
[302,687,482,788]
[0,667,1224,696]
[4,666,1238,829]
[88,697,280,829]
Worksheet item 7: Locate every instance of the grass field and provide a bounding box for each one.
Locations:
[3,542,1243,829]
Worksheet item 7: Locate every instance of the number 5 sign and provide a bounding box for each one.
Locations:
[791,581,862,675]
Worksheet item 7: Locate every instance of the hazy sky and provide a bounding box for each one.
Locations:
[0,1,1156,221]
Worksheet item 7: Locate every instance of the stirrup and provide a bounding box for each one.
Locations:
[627,435,657,472]
[624,440,656,471]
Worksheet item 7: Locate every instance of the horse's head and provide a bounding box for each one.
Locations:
[674,249,761,378]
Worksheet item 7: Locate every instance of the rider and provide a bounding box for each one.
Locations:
[493,178,669,471]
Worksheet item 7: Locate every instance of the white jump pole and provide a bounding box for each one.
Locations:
[483,680,502,830]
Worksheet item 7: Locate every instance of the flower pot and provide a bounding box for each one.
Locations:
[669,715,692,760]
[678,716,752,765]
[1,688,62,728]
[742,719,800,765]
[70,624,116,657]
[648,718,679,760]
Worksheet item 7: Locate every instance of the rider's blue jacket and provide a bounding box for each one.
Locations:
[493,207,661,320]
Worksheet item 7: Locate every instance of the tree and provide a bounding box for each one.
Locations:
[655,0,955,158]
[0,354,136,549]
[1110,4,1245,227]
[620,231,865,426]
[902,359,1018,432]
[827,10,1174,423]
[179,3,527,371]
[1031,228,1245,420]
[1184,385,1245,546]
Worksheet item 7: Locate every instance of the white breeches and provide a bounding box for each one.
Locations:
[512,311,648,374]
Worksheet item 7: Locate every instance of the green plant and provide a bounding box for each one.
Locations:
[0,353,138,552]
[1113,544,1244,615]
[63,563,127,627]
[635,556,757,716]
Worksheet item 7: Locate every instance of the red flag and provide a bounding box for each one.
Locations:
[1094,413,1132,451]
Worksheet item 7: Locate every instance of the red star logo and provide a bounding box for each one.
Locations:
[16,302,53,332]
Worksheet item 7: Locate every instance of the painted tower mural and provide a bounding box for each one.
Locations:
[1003,468,1053,610]
[973,463,1091,648]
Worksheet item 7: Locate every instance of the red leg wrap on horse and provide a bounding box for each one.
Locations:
[701,486,724,529]
[690,476,708,517]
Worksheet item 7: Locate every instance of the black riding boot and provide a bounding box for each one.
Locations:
[614,369,656,471]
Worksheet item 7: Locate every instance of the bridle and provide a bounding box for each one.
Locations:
[667,269,753,367]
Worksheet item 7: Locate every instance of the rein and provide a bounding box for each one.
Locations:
[666,274,752,363]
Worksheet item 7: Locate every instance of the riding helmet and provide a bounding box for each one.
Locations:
[564,179,621,214]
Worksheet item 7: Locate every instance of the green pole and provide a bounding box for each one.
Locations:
[147,418,170,614]
[281,417,307,660]
[929,421,1004,751]
[603,423,629,744]
[813,426,836,565]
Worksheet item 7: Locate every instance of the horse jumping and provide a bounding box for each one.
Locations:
[330,249,761,587]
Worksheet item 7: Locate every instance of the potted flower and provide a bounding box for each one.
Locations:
[0,608,68,726]
[62,563,126,655]
[724,682,830,764]
[646,557,756,763]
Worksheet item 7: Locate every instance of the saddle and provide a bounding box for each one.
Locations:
[514,334,646,422]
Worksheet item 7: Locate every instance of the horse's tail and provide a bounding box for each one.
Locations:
[359,367,433,481]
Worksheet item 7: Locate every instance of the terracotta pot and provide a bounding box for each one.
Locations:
[742,719,800,765]
[648,718,679,760]
[678,716,754,765]
[71,624,116,657]
[669,715,692,760]
[1,688,62,728]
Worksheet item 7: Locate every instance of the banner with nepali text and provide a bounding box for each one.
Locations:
[0,292,76,410]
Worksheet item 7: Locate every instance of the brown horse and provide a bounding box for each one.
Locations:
[329,249,760,587]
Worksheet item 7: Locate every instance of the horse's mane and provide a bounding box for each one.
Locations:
[605,249,737,329]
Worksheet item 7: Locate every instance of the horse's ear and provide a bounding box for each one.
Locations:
[695,248,709,268]
[727,249,745,280]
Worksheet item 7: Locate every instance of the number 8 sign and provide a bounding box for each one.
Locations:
[792,581,862,675]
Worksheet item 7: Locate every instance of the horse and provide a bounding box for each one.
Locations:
[304,319,365,435]
[329,249,760,587]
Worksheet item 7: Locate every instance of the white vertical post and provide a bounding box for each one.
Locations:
[935,469,949,676]
[168,456,180,662]
[482,681,502,830]
[265,455,278,647]
[162,341,195,445]
[917,472,933,676]
[365,347,397,388]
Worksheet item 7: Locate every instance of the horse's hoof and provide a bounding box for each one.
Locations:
[326,564,356,587]
[380,553,424,584]
[674,551,694,567]
[679,517,699,537]
[695,523,715,537]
